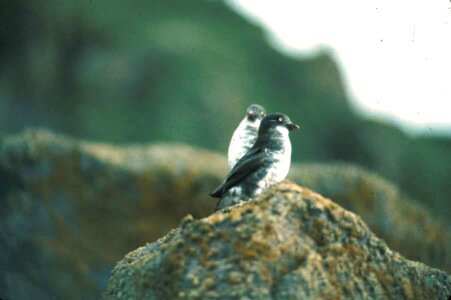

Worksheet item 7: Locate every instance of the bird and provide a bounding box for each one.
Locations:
[211,113,300,211]
[228,104,266,169]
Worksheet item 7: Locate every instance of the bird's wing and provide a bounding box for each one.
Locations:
[210,147,266,198]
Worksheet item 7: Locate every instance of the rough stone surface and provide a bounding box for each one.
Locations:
[1,129,450,299]
[104,182,451,299]
[291,164,451,272]
[0,129,224,299]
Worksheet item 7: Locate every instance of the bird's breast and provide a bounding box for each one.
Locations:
[254,146,291,194]
[267,149,291,182]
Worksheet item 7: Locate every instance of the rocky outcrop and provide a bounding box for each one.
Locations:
[104,182,451,299]
[0,129,224,299]
[1,129,449,299]
[291,164,450,272]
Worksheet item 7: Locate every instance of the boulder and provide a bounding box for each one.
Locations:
[104,182,451,299]
[1,128,449,299]
[291,163,450,272]
[0,128,223,299]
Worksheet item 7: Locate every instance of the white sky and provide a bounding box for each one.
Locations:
[227,0,451,136]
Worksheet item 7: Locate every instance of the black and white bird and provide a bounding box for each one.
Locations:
[210,113,300,211]
[228,104,266,169]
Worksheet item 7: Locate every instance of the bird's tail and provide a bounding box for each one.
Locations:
[209,181,226,198]
[209,188,222,198]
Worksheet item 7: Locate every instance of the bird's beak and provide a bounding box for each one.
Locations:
[247,111,255,118]
[287,123,301,131]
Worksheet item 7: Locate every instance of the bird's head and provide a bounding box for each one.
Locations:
[259,113,300,136]
[246,104,266,122]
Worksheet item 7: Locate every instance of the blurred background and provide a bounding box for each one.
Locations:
[1,0,450,218]
[1,0,450,298]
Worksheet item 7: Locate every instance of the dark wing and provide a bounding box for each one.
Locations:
[210,147,266,198]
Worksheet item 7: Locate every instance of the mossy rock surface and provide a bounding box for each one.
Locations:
[291,163,451,272]
[104,182,451,299]
[1,128,450,299]
[0,128,224,299]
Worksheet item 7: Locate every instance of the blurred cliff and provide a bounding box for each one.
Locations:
[1,0,450,220]
[1,2,451,299]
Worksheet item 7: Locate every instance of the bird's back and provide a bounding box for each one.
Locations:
[228,118,259,168]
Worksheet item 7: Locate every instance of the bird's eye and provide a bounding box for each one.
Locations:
[261,112,265,116]
[278,117,283,122]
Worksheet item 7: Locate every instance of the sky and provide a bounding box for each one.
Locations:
[227,0,451,136]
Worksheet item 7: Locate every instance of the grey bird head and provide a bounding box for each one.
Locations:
[245,104,266,122]
[227,104,267,169]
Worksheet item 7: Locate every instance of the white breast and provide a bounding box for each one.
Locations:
[258,126,292,190]
[227,118,260,168]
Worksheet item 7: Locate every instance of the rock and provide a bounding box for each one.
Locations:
[291,163,451,272]
[1,128,450,299]
[0,128,225,299]
[104,182,451,299]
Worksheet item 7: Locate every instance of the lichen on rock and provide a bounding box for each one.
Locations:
[1,128,450,299]
[103,182,451,299]
[0,128,226,299]
[292,163,451,272]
